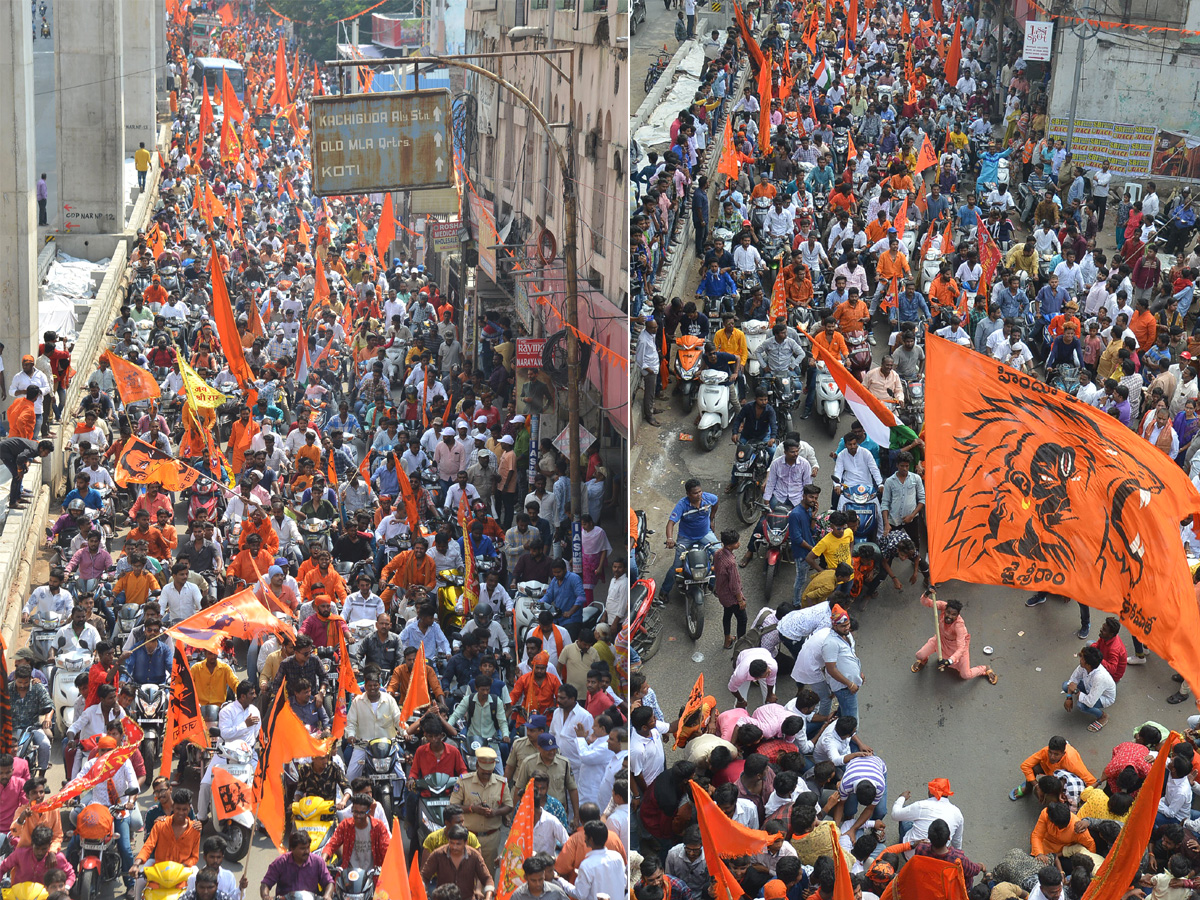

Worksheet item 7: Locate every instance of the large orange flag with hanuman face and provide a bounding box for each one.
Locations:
[924,336,1200,692]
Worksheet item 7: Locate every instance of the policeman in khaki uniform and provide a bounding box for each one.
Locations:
[450,746,513,866]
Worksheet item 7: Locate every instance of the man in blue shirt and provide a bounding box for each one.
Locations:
[63,472,104,511]
[894,281,931,326]
[462,520,499,562]
[788,485,822,606]
[545,558,586,638]
[695,261,738,316]
[956,196,982,232]
[124,620,171,684]
[993,274,1029,321]
[1035,275,1070,354]
[322,401,362,435]
[805,160,836,196]
[662,478,719,596]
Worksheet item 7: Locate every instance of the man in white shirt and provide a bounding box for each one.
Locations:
[574,723,619,808]
[891,780,965,848]
[344,671,402,781]
[197,680,262,819]
[23,572,73,622]
[1032,223,1061,255]
[993,330,1034,373]
[343,574,385,623]
[160,562,203,623]
[630,706,669,791]
[1142,184,1160,219]
[833,434,882,500]
[813,715,873,767]
[573,822,627,899]
[1064,644,1116,730]
[733,235,765,274]
[550,686,594,776]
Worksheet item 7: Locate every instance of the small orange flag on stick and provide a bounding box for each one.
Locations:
[495,778,537,900]
[915,134,939,173]
[399,643,432,721]
[102,351,161,405]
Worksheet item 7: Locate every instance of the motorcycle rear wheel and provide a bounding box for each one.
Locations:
[685,584,705,640]
[632,607,663,662]
[736,482,762,526]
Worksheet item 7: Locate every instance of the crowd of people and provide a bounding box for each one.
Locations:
[4,2,629,900]
[629,0,1200,898]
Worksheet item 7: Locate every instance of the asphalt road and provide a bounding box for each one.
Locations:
[632,252,1195,869]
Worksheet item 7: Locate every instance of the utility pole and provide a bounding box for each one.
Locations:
[1065,8,1099,152]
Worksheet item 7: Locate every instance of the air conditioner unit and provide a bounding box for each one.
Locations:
[584,128,602,160]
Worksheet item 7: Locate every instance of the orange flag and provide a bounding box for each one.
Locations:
[399,643,432,720]
[757,52,773,154]
[199,80,213,139]
[940,219,955,253]
[252,691,336,850]
[691,781,769,900]
[893,198,908,238]
[211,768,252,822]
[160,647,209,777]
[335,621,362,696]
[377,193,396,267]
[298,216,311,249]
[376,817,410,900]
[880,853,970,900]
[395,464,420,530]
[915,135,938,174]
[102,351,161,405]
[901,8,912,36]
[114,439,201,492]
[219,111,241,164]
[925,337,1200,692]
[914,179,928,214]
[166,586,294,652]
[268,38,289,108]
[210,251,253,388]
[802,8,819,52]
[847,0,858,41]
[495,778,537,900]
[221,68,244,121]
[1081,732,1179,900]
[463,529,478,618]
[768,254,787,325]
[831,823,856,900]
[847,133,858,160]
[944,18,962,86]
[932,0,944,21]
[674,674,705,748]
[313,253,331,309]
[312,63,323,96]
[716,119,740,182]
[247,296,264,339]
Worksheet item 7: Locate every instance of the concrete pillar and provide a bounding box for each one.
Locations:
[154,0,166,94]
[0,1,41,362]
[122,0,156,154]
[55,0,125,233]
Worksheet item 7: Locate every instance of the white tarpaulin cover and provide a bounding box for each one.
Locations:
[41,252,110,339]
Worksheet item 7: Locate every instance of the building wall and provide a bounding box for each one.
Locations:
[1047,0,1200,134]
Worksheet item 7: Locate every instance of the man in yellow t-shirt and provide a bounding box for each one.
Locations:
[134,142,152,190]
[806,515,854,572]
[190,650,240,706]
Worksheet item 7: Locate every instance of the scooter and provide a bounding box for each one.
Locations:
[743,320,771,387]
[142,860,196,900]
[414,772,458,847]
[840,483,881,544]
[15,713,50,776]
[513,580,549,648]
[51,647,90,738]
[112,602,144,647]
[628,577,662,662]
[28,611,65,668]
[674,335,706,414]
[292,796,339,851]
[436,568,467,634]
[846,330,873,381]
[696,370,738,452]
[812,359,845,437]
[673,538,716,641]
[207,739,255,861]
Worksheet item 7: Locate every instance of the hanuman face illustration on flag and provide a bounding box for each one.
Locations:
[937,387,1166,594]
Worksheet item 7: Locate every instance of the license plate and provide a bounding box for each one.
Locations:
[678,434,694,442]
[139,719,163,724]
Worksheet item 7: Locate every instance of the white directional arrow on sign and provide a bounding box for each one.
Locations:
[435,157,445,172]
[432,107,442,122]
[434,132,443,148]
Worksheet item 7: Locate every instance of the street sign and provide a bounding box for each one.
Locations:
[553,424,596,458]
[310,89,452,196]
[516,338,547,368]
[1023,21,1053,62]
[430,220,461,253]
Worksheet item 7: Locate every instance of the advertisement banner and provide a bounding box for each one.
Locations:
[1151,130,1200,179]
[1023,21,1053,61]
[469,193,498,281]
[430,220,461,253]
[515,338,547,368]
[1046,117,1156,175]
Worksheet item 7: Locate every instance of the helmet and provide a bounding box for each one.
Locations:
[76,803,114,841]
[473,603,494,625]
[67,499,86,512]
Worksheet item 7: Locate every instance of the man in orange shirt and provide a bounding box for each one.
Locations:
[224,533,274,592]
[380,538,437,603]
[239,506,281,556]
[782,259,814,308]
[301,548,348,604]
[6,386,39,439]
[1129,295,1158,351]
[142,275,168,309]
[750,172,776,202]
[927,266,963,317]
[510,651,562,726]
[227,406,260,475]
[810,316,851,365]
[833,288,871,336]
[130,788,202,888]
[124,509,170,562]
[873,235,912,315]
[865,208,893,246]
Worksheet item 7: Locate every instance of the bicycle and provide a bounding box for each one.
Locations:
[644,50,671,95]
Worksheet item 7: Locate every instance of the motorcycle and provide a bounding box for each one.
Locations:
[764,371,800,435]
[732,441,772,526]
[1048,364,1082,396]
[51,647,89,738]
[750,195,772,237]
[846,330,873,382]
[832,125,850,171]
[812,358,845,437]
[628,577,662,662]
[756,502,792,599]
[207,739,255,861]
[696,370,738,452]
[14,710,51,776]
[186,478,222,525]
[332,866,377,900]
[27,611,65,667]
[674,335,706,414]
[131,683,166,775]
[74,792,140,900]
[899,379,925,429]
[673,538,716,640]
[112,602,144,647]
[840,483,881,544]
[292,796,339,851]
[632,511,653,578]
[357,737,404,822]
[142,860,195,900]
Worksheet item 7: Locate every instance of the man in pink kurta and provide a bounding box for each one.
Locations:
[912,593,997,683]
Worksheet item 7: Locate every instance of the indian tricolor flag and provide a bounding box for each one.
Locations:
[812,56,833,91]
[811,340,919,449]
